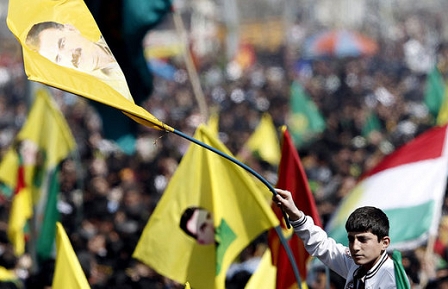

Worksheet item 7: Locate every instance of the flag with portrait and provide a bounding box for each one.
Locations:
[7,0,171,131]
[133,124,279,289]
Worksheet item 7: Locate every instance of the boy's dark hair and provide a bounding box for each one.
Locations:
[345,206,389,240]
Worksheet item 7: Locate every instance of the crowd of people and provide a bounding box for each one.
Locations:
[0,7,447,289]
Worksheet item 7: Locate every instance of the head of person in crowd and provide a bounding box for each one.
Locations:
[345,206,390,270]
[179,206,215,245]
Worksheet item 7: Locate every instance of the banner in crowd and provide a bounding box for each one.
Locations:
[53,222,90,289]
[0,88,76,260]
[240,113,281,167]
[424,66,446,122]
[326,125,448,250]
[288,82,325,147]
[7,0,172,132]
[268,127,322,288]
[133,124,279,289]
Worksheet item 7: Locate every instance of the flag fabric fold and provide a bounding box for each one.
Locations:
[268,127,322,289]
[326,125,448,250]
[53,222,90,289]
[392,250,411,289]
[7,0,173,132]
[133,124,279,289]
[0,87,76,261]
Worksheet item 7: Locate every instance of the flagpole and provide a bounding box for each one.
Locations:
[274,225,303,289]
[172,129,304,287]
[171,7,209,121]
[173,128,290,226]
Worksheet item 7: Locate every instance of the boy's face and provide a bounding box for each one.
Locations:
[347,231,390,270]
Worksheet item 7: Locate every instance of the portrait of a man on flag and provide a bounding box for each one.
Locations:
[25,21,132,100]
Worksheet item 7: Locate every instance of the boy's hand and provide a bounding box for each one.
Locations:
[274,188,303,221]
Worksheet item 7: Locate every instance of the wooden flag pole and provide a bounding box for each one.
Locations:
[172,7,209,122]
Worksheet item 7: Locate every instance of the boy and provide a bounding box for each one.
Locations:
[274,188,396,289]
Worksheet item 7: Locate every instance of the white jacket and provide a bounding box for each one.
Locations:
[291,215,396,289]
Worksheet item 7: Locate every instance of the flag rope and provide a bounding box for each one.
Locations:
[173,128,303,287]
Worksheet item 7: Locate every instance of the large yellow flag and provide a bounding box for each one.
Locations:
[6,0,173,132]
[53,222,90,289]
[241,113,281,167]
[0,87,76,258]
[133,124,279,289]
[244,248,276,289]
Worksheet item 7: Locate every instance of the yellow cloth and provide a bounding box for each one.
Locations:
[7,0,172,131]
[53,222,90,288]
[1,87,76,256]
[244,113,281,166]
[133,124,279,289]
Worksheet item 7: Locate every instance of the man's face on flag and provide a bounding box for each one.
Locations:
[186,208,215,245]
[27,22,112,73]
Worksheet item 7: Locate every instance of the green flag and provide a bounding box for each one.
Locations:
[287,82,325,147]
[122,0,173,97]
[83,0,173,152]
[392,250,411,289]
[424,66,446,120]
[362,111,382,138]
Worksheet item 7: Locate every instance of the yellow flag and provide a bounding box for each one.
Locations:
[133,124,279,289]
[244,248,276,289]
[0,266,17,282]
[437,86,448,125]
[0,88,76,189]
[243,113,281,166]
[53,222,90,289]
[0,87,76,256]
[7,177,32,256]
[6,0,173,132]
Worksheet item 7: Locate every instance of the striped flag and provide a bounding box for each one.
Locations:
[0,87,76,261]
[326,125,448,250]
